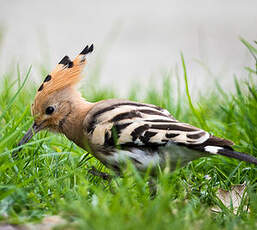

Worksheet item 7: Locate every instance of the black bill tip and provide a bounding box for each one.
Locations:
[12,122,40,159]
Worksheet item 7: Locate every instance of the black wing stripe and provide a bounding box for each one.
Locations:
[130,124,149,141]
[91,106,116,119]
[150,124,198,132]
[110,111,142,122]
[144,119,177,123]
[104,130,114,146]
[138,109,170,117]
[87,120,97,133]
[139,131,157,144]
[104,123,132,146]
[92,102,163,119]
[165,133,180,138]
[113,122,132,135]
[187,133,206,139]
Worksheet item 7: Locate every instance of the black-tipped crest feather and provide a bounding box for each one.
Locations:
[80,44,94,55]
[58,55,73,68]
[44,75,51,82]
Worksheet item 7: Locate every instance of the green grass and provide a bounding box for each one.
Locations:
[0,39,257,230]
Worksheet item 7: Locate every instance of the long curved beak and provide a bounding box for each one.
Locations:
[18,122,42,146]
[12,122,42,158]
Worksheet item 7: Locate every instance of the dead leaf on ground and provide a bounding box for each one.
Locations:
[211,183,249,214]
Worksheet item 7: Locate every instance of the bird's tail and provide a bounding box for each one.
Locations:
[204,146,257,165]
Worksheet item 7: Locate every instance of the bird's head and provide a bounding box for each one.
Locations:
[17,44,94,147]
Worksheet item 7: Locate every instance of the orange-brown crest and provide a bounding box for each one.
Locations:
[32,44,94,116]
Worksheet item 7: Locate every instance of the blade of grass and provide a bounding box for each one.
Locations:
[181,53,207,129]
[0,65,32,122]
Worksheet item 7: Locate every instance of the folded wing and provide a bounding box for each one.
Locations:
[84,99,233,151]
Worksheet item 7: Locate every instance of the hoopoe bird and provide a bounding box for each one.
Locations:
[16,44,257,176]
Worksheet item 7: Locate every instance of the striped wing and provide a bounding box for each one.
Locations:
[84,99,211,148]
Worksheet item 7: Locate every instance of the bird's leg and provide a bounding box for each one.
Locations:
[148,177,158,199]
[88,166,113,181]
[88,166,116,194]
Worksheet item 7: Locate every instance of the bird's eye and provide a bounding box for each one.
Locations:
[45,106,55,115]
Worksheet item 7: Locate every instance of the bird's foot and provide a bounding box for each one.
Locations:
[148,177,157,199]
[88,166,113,181]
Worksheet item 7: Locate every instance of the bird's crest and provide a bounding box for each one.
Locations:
[35,44,94,98]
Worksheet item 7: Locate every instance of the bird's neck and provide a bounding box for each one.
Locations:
[59,97,94,149]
